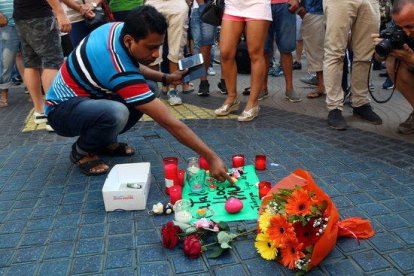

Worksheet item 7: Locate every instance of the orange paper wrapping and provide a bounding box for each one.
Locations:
[260,169,375,271]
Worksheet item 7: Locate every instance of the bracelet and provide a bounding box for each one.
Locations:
[161,73,168,86]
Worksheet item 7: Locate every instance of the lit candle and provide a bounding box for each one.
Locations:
[232,154,245,168]
[258,181,271,199]
[199,156,210,170]
[175,210,193,223]
[255,154,267,170]
[169,185,182,205]
[163,157,178,194]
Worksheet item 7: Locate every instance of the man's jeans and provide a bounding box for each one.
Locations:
[47,97,143,153]
[190,6,216,54]
[0,26,20,90]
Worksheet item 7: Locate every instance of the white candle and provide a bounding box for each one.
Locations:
[175,210,192,223]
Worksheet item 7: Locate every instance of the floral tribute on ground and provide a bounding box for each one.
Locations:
[255,169,375,273]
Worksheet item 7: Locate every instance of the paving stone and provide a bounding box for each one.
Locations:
[171,253,206,274]
[6,263,37,276]
[72,255,103,274]
[105,249,134,269]
[393,227,414,245]
[79,223,106,239]
[136,229,160,245]
[351,250,391,272]
[108,220,134,235]
[213,264,248,276]
[322,259,363,275]
[44,242,74,259]
[39,259,70,276]
[0,249,14,266]
[140,262,171,276]
[19,231,49,246]
[244,258,284,275]
[138,244,166,262]
[105,268,136,276]
[388,249,414,272]
[50,227,77,242]
[0,220,26,234]
[107,235,134,251]
[375,214,410,229]
[369,232,405,252]
[76,238,104,255]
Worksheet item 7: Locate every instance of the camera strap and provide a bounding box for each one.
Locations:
[368,54,397,104]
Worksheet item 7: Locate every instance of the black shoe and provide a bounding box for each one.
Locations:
[328,109,347,130]
[197,80,210,97]
[353,104,383,125]
[292,61,302,70]
[217,79,227,95]
[379,72,389,78]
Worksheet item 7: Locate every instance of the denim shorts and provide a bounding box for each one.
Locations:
[190,5,216,51]
[264,3,296,53]
[15,16,63,69]
[0,26,20,89]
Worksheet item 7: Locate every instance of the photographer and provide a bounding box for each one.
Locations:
[372,0,414,134]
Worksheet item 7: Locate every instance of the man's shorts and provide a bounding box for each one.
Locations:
[264,3,296,53]
[15,16,63,69]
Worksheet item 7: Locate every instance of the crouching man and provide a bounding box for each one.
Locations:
[372,0,414,134]
[45,5,232,182]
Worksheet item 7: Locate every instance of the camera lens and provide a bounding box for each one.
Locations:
[375,39,392,58]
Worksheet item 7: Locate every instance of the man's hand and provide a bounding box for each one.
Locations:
[0,12,8,27]
[390,44,414,68]
[80,4,95,18]
[56,13,71,33]
[167,69,188,86]
[371,33,383,46]
[287,0,300,13]
[206,155,234,185]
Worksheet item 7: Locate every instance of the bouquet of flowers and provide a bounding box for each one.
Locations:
[255,169,375,273]
[161,218,255,259]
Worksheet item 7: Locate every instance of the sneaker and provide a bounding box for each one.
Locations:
[167,89,182,106]
[24,87,29,94]
[300,74,318,86]
[207,67,216,76]
[217,79,228,95]
[268,66,283,77]
[12,76,22,86]
[258,90,269,101]
[285,90,301,102]
[45,123,55,132]
[398,112,414,135]
[197,80,210,97]
[382,78,394,90]
[33,111,47,124]
[292,61,302,70]
[328,109,347,130]
[353,104,383,125]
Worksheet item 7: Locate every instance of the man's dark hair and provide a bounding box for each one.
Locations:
[393,0,414,14]
[121,5,167,40]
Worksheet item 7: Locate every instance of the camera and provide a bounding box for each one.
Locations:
[375,22,409,58]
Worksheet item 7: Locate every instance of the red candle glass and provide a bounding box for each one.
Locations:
[199,156,210,170]
[258,181,271,199]
[255,154,267,170]
[169,185,182,205]
[232,154,245,168]
[163,157,178,194]
[176,169,186,187]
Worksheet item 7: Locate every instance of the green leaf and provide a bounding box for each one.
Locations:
[207,245,224,259]
[220,242,231,249]
[173,221,192,231]
[185,226,197,234]
[217,222,230,232]
[217,231,237,247]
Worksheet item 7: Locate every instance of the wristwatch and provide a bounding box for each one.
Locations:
[162,73,168,86]
[91,2,97,8]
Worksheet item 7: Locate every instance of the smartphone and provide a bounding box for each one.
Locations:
[178,53,204,70]
[182,65,206,83]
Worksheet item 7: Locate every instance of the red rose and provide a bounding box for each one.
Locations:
[183,234,202,259]
[161,222,182,249]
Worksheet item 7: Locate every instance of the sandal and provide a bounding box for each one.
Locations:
[70,144,109,176]
[307,90,325,99]
[0,100,8,108]
[182,82,194,94]
[96,142,135,156]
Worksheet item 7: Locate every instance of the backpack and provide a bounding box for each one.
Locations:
[236,40,251,74]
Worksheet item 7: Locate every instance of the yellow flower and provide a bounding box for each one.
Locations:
[255,233,278,260]
[258,210,272,232]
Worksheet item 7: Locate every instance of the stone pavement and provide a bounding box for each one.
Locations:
[0,64,413,276]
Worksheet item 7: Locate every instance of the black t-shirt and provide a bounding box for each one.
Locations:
[13,0,53,20]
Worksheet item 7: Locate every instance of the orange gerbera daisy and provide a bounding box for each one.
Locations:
[280,238,305,269]
[285,188,316,216]
[267,214,296,246]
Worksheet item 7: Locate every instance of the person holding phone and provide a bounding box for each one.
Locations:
[214,0,272,122]
[44,6,232,183]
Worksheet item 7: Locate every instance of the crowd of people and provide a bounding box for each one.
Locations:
[0,0,413,175]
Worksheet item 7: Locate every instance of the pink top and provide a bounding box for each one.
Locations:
[224,0,272,21]
[271,0,288,3]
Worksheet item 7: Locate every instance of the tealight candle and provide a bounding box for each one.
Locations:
[255,154,267,170]
[163,157,178,194]
[175,210,193,223]
[258,181,271,199]
[232,154,245,168]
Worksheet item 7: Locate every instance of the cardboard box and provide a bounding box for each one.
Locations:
[102,163,151,211]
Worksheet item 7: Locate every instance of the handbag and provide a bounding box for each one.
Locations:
[200,0,225,26]
[82,1,107,30]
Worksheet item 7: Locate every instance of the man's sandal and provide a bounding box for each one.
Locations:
[70,144,109,176]
[307,90,325,99]
[96,142,135,157]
